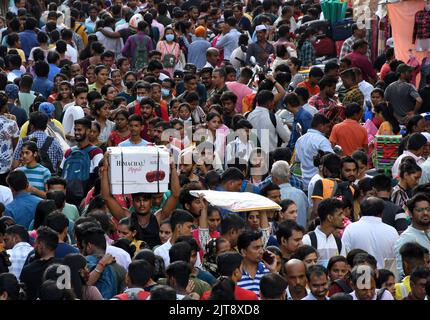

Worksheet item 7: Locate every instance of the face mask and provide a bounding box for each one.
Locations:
[125,81,135,89]
[136,95,145,102]
[165,34,175,42]
[161,88,170,97]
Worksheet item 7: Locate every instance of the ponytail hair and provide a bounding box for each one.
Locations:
[374,102,400,134]
[399,157,422,178]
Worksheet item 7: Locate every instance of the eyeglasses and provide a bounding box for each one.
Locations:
[414,207,430,213]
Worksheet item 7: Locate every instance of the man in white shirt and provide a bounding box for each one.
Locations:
[61,29,78,63]
[301,265,330,300]
[247,90,291,152]
[391,133,427,178]
[0,185,13,206]
[342,197,399,269]
[295,114,333,192]
[62,86,87,141]
[354,68,374,109]
[154,209,195,268]
[349,265,394,300]
[303,198,346,267]
[4,225,34,279]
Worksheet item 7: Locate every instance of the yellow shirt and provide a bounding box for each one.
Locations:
[394,276,410,300]
[20,119,65,138]
[8,48,26,63]
[377,121,394,136]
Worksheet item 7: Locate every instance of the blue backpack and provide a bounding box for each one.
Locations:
[62,145,97,202]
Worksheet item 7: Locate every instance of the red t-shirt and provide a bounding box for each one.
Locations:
[201,285,259,300]
[108,130,131,147]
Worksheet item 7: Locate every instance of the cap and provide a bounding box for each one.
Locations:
[386,38,394,48]
[5,84,19,100]
[195,26,206,38]
[173,70,184,78]
[422,132,430,142]
[255,24,267,32]
[38,102,55,118]
[396,63,415,74]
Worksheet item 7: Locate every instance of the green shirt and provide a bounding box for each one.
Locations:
[63,202,80,221]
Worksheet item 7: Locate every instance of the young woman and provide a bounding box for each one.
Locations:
[88,121,107,152]
[196,203,222,260]
[247,211,261,231]
[327,255,352,297]
[86,65,97,85]
[117,71,137,104]
[159,219,173,245]
[376,269,396,298]
[279,199,298,222]
[297,28,317,67]
[169,99,181,120]
[88,65,109,92]
[53,81,74,121]
[117,217,148,254]
[391,157,422,210]
[203,237,231,278]
[374,102,400,135]
[17,140,51,199]
[248,148,269,185]
[108,109,130,147]
[110,69,124,93]
[290,244,318,268]
[101,84,118,107]
[91,100,115,143]
[48,73,69,103]
[287,57,305,90]
[62,254,103,300]
[156,27,182,77]
[177,102,193,123]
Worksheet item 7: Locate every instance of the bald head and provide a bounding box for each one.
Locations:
[360,196,385,217]
[285,258,306,274]
[284,259,307,297]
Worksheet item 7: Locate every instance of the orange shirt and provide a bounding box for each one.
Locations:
[329,119,368,156]
[297,81,320,96]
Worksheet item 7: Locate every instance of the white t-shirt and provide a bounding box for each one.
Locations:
[66,44,78,63]
[0,185,13,206]
[106,244,131,270]
[62,105,85,136]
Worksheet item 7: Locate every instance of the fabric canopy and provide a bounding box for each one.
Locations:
[189,190,281,212]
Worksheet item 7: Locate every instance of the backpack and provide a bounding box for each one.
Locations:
[133,35,149,71]
[333,279,353,294]
[61,145,97,202]
[308,230,342,254]
[113,290,150,300]
[245,110,282,147]
[376,288,387,300]
[162,42,177,69]
[23,136,55,173]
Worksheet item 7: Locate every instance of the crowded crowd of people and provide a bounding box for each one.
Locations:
[0,0,430,301]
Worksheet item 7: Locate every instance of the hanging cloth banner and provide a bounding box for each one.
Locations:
[352,0,380,28]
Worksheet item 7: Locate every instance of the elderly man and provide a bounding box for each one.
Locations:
[271,160,309,228]
[203,47,220,69]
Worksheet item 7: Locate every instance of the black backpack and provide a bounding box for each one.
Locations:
[308,230,342,254]
[23,136,55,173]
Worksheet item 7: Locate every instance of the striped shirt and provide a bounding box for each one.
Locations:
[391,184,409,210]
[237,262,270,296]
[17,164,51,191]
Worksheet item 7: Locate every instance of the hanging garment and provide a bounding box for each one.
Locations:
[407,55,421,87]
[412,10,430,51]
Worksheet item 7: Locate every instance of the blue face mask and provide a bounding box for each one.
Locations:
[165,34,175,42]
[161,88,170,97]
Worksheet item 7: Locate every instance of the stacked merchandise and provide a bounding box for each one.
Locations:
[373,135,402,175]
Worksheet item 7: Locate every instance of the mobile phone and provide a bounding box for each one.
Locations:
[262,251,274,265]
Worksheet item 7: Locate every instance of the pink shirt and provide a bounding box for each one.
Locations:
[226,81,253,113]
